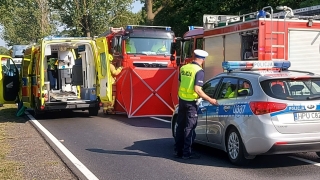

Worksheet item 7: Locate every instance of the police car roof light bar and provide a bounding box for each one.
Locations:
[222,61,291,71]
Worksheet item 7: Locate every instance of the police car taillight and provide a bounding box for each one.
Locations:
[249,101,287,115]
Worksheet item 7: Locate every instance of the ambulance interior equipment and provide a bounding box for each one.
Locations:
[43,42,96,103]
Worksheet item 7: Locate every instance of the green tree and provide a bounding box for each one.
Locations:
[49,0,142,37]
[0,0,56,46]
[153,0,305,37]
[140,0,173,25]
[0,46,9,55]
[299,0,320,7]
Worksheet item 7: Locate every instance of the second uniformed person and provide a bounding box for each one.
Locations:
[174,49,219,159]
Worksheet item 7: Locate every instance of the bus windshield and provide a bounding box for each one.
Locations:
[125,37,172,56]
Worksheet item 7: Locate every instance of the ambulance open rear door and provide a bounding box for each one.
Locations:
[95,37,113,110]
[0,55,20,104]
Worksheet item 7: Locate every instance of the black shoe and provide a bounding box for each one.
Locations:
[174,151,182,158]
[182,153,201,159]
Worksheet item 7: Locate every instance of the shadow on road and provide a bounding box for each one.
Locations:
[0,106,28,123]
[102,114,171,129]
[28,110,95,120]
[86,138,309,169]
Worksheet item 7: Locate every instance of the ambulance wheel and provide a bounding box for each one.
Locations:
[316,152,320,158]
[88,108,99,116]
[32,108,44,119]
[226,127,249,166]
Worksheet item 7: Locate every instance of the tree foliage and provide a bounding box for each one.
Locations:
[0,46,9,55]
[49,0,143,37]
[0,0,56,46]
[0,0,317,46]
[152,0,306,36]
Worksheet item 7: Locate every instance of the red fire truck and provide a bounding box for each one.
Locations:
[96,25,179,118]
[173,5,320,82]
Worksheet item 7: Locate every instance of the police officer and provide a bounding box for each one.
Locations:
[174,49,219,159]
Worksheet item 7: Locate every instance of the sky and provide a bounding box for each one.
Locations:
[0,1,144,48]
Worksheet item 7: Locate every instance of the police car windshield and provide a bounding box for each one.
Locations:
[125,37,172,56]
[260,78,320,100]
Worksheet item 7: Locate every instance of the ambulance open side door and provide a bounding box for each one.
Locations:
[95,37,112,105]
[0,55,20,104]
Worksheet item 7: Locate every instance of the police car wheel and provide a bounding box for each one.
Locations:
[316,152,320,158]
[226,128,248,166]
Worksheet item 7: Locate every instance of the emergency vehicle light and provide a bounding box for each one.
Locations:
[126,25,172,31]
[188,26,203,31]
[222,61,291,71]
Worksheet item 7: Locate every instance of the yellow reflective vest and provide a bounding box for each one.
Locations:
[178,63,202,101]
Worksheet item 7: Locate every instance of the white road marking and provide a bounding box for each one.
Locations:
[25,111,99,180]
[289,156,320,166]
[150,117,171,123]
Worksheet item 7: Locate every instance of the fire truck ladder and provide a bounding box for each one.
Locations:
[270,5,320,60]
[262,6,287,61]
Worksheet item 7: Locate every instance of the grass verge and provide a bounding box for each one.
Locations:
[0,104,23,179]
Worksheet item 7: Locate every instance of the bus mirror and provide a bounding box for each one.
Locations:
[170,42,176,55]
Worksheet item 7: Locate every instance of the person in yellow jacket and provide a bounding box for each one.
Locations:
[108,53,122,77]
[103,53,123,114]
[225,81,250,98]
[174,49,219,159]
[151,40,167,52]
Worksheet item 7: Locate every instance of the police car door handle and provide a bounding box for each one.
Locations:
[201,108,207,112]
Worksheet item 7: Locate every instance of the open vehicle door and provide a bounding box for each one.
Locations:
[0,55,20,104]
[95,37,113,107]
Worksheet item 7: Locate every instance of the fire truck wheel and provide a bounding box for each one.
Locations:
[88,108,99,116]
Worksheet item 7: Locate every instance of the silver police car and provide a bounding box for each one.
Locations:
[171,61,320,165]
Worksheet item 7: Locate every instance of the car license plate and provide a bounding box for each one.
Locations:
[294,112,320,121]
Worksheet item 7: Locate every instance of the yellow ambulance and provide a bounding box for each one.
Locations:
[18,36,103,118]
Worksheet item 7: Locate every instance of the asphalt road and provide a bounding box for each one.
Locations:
[33,110,320,180]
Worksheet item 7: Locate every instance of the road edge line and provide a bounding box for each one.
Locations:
[25,111,99,180]
[289,156,320,166]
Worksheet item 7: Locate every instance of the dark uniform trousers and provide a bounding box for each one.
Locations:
[174,98,198,157]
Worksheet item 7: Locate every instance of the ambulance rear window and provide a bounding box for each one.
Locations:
[260,78,320,100]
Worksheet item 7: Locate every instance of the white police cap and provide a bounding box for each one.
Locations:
[194,49,208,59]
